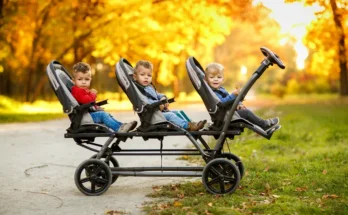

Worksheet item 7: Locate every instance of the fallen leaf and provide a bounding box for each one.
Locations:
[265,183,271,194]
[104,210,127,215]
[295,187,308,192]
[322,169,327,175]
[323,194,339,199]
[152,186,162,192]
[182,207,192,211]
[177,193,185,199]
[205,210,213,215]
[173,201,182,207]
[261,200,271,204]
[208,202,213,207]
[316,188,323,192]
[272,194,281,198]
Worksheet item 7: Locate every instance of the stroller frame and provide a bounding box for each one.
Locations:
[48,47,285,196]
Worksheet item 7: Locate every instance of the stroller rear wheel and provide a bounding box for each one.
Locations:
[74,159,112,196]
[90,154,119,184]
[220,153,245,178]
[202,158,240,195]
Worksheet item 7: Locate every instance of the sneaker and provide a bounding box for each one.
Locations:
[263,117,279,132]
[187,120,207,131]
[118,121,138,132]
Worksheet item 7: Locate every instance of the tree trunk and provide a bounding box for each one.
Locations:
[172,64,180,98]
[330,0,348,96]
[0,0,3,19]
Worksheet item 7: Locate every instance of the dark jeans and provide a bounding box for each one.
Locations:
[237,108,268,129]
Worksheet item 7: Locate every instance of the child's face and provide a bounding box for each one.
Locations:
[74,71,92,89]
[206,72,224,89]
[133,65,152,86]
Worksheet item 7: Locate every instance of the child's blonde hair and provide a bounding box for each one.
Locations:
[72,62,91,77]
[205,62,224,76]
[134,60,153,73]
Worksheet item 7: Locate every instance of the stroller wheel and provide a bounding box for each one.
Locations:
[220,153,245,179]
[75,159,112,196]
[90,154,119,184]
[202,158,240,195]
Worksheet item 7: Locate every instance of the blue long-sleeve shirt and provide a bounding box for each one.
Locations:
[212,87,237,103]
[143,86,166,104]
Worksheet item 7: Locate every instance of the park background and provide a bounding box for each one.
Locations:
[0,1,347,214]
[0,0,347,116]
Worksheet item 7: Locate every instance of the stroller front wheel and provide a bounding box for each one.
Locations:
[220,153,245,178]
[74,159,112,196]
[90,154,119,184]
[202,158,241,195]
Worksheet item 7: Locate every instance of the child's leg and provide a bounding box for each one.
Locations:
[171,110,186,121]
[90,111,122,131]
[179,110,191,122]
[236,108,269,129]
[162,112,189,129]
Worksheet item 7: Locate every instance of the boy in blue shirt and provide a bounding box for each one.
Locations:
[205,62,279,132]
[133,60,206,131]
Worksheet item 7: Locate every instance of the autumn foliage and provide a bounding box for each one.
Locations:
[0,0,347,102]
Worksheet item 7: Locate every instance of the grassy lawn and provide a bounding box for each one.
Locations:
[0,113,65,123]
[143,101,348,215]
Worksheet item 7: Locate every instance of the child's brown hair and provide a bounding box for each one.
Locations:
[72,62,91,77]
[134,60,153,73]
[205,62,224,76]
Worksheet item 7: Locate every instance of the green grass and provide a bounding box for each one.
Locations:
[143,102,348,215]
[0,113,65,123]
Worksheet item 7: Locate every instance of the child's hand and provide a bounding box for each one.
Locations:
[96,106,104,111]
[159,104,165,111]
[232,88,240,96]
[237,104,246,110]
[90,89,98,94]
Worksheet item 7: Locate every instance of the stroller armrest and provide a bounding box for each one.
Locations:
[75,102,95,112]
[146,98,174,109]
[167,97,175,103]
[95,99,108,106]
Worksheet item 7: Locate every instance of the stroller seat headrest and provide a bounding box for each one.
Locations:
[186,57,221,114]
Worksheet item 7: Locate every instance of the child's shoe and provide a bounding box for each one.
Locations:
[263,117,279,132]
[187,120,207,131]
[118,121,138,132]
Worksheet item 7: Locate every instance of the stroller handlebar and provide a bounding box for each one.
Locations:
[260,47,285,69]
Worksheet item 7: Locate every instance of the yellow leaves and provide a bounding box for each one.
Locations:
[173,201,182,207]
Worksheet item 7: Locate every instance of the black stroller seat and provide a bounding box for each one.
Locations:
[115,58,188,135]
[46,60,111,142]
[186,57,280,139]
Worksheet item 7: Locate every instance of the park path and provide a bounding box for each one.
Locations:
[0,104,211,215]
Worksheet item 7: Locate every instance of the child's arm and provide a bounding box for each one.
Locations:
[72,87,96,104]
[217,93,237,103]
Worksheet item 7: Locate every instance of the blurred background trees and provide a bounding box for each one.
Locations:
[0,0,347,102]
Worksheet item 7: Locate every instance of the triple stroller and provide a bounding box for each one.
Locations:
[46,47,285,196]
